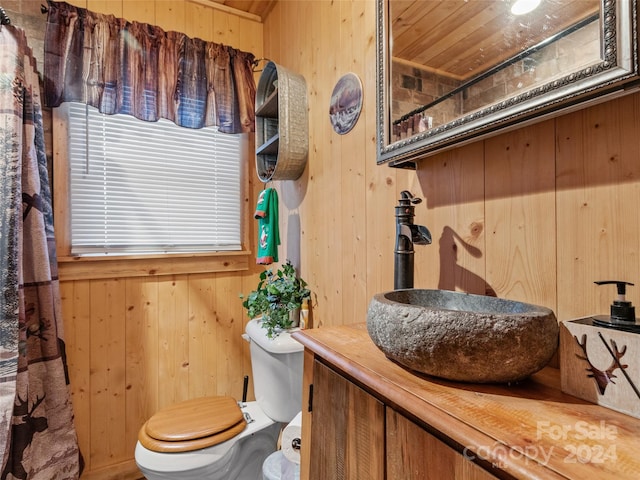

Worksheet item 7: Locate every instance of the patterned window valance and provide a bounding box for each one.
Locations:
[43,1,256,134]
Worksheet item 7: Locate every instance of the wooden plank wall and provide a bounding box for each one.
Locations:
[266,2,640,347]
[417,90,640,318]
[264,0,410,331]
[7,1,640,479]
[50,1,264,478]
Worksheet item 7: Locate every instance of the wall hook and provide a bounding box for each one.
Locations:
[251,58,271,73]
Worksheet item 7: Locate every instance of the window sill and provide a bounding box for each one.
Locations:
[57,250,251,281]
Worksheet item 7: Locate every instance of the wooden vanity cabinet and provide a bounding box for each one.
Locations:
[309,360,384,480]
[293,324,640,480]
[386,409,499,480]
[307,359,498,480]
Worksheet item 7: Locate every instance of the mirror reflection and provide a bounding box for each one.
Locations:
[389,0,601,142]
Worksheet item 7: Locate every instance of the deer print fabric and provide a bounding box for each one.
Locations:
[0,24,82,480]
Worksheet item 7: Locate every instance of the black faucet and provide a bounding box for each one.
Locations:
[394,191,432,290]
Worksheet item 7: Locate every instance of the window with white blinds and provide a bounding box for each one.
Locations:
[64,102,242,256]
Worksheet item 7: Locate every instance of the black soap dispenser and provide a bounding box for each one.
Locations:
[592,280,640,333]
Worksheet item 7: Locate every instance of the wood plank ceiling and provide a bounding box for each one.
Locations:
[209,0,277,21]
[216,0,600,83]
[390,0,600,81]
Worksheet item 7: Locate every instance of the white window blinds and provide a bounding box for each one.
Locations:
[65,102,242,255]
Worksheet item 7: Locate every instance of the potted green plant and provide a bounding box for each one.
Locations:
[241,261,311,338]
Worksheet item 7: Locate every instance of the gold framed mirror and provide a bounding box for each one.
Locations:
[376,0,640,167]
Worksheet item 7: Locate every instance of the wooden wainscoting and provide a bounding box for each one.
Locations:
[60,271,257,478]
[51,2,265,478]
[50,1,640,477]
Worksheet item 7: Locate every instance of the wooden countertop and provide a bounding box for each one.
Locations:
[292,324,640,480]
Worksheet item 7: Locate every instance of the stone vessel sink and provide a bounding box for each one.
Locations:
[366,289,558,384]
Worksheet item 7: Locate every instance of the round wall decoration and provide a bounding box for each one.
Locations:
[329,73,363,135]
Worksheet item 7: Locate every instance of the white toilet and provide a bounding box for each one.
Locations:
[135,319,304,479]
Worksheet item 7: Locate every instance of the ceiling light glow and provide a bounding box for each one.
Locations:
[511,0,541,15]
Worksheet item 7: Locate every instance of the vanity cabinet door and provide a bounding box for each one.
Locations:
[309,360,385,480]
[387,409,499,480]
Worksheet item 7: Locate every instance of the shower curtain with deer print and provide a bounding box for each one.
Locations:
[0,24,81,480]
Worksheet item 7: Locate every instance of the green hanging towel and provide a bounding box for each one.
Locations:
[254,187,280,264]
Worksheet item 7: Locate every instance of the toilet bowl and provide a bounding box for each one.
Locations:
[135,401,281,479]
[134,319,303,480]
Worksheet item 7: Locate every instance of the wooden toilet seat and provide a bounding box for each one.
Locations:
[138,396,247,453]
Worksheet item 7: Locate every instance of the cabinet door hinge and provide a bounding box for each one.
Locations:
[307,384,313,412]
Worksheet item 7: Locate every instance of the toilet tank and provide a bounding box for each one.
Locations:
[245,319,304,423]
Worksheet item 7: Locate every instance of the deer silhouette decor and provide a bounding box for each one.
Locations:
[1,394,49,480]
[574,334,628,395]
